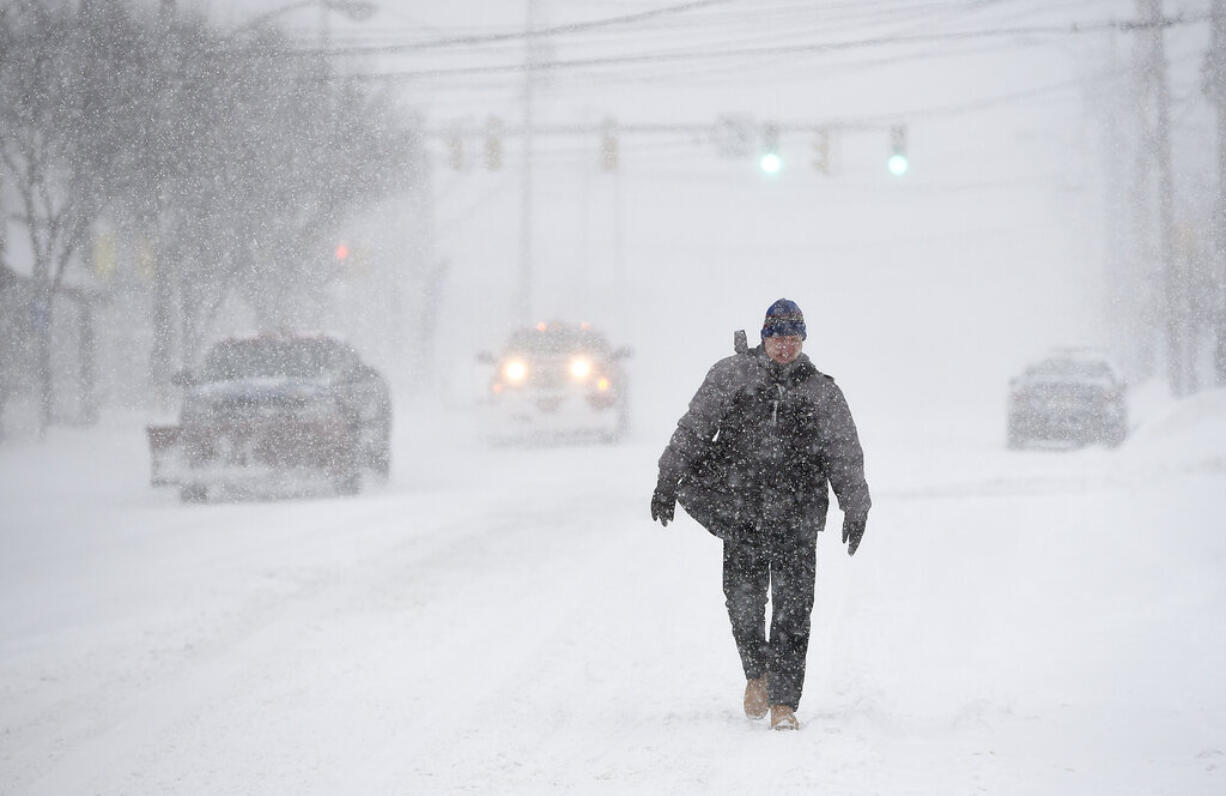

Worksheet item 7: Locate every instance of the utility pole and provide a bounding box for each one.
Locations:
[1209,0,1226,385]
[1102,27,1138,379]
[1138,0,1185,395]
[148,0,176,406]
[517,0,537,325]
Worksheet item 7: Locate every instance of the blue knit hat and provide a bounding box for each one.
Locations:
[761,298,806,340]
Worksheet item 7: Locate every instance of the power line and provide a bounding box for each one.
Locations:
[324,0,983,48]
[331,15,1211,81]
[420,47,1212,154]
[290,0,741,56]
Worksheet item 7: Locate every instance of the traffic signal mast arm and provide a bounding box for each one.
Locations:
[425,117,910,174]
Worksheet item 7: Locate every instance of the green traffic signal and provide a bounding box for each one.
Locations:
[888,123,908,177]
[759,123,782,175]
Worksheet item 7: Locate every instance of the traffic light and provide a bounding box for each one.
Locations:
[759,123,781,174]
[484,117,503,171]
[812,128,830,175]
[714,113,754,159]
[332,242,369,277]
[888,124,908,176]
[447,131,464,170]
[601,119,619,172]
[92,229,117,279]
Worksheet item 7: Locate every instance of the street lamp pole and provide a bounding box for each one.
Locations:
[517,0,537,325]
[1210,0,1226,384]
[230,0,377,38]
[317,0,377,53]
[229,0,377,115]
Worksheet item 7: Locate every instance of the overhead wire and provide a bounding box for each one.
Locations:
[318,1,1216,169]
[421,54,1209,175]
[286,0,1185,106]
[328,15,1211,82]
[315,0,744,56]
[292,0,1077,55]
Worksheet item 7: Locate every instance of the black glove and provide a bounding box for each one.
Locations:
[842,512,867,556]
[651,481,676,527]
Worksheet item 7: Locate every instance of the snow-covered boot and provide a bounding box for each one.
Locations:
[744,676,768,719]
[770,704,799,731]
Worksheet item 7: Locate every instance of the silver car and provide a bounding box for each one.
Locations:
[148,334,391,501]
[1007,351,1127,448]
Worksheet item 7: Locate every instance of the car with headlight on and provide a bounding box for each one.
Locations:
[477,321,632,443]
[147,333,391,502]
[1006,350,1128,449]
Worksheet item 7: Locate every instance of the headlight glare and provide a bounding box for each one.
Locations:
[503,359,528,383]
[569,357,592,380]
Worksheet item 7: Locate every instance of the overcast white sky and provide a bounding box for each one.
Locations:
[174,0,1217,426]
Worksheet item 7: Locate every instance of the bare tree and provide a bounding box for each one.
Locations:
[1,1,421,433]
[125,22,418,372]
[0,1,156,434]
[217,44,418,333]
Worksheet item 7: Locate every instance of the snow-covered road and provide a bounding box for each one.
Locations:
[3,390,1225,794]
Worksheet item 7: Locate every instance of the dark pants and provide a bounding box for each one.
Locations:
[722,533,817,711]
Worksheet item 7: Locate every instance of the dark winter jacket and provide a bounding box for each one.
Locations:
[657,344,871,544]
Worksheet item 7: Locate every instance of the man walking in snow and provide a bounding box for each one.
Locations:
[650,298,872,731]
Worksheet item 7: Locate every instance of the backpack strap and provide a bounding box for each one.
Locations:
[733,329,748,354]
